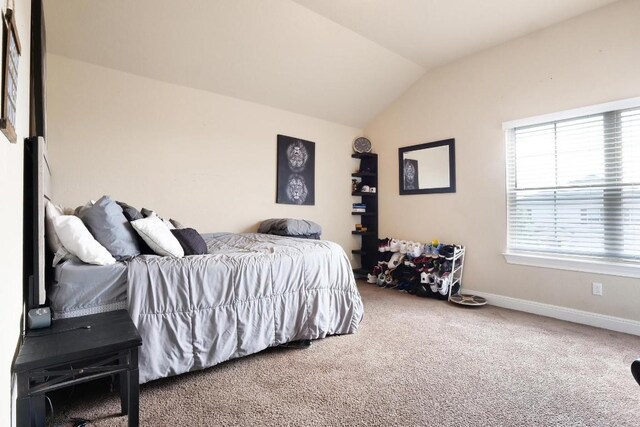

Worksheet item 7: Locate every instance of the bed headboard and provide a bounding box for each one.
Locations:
[23,136,50,310]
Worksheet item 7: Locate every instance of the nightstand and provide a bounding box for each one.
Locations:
[13,310,142,427]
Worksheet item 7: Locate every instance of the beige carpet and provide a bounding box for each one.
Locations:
[49,282,640,426]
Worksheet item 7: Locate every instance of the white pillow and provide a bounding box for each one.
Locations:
[52,215,116,265]
[45,201,76,266]
[131,216,184,257]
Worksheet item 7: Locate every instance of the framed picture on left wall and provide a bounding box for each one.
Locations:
[1,5,20,143]
[276,134,315,205]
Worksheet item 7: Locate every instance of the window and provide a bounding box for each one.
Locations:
[505,99,640,268]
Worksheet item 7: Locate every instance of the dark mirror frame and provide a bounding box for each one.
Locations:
[398,138,456,195]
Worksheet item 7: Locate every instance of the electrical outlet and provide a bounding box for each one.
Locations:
[592,282,603,296]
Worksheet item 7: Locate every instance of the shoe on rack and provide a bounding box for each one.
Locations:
[399,240,408,254]
[438,273,451,296]
[439,245,455,260]
[428,273,438,293]
[373,265,383,276]
[367,273,377,284]
[432,243,444,259]
[389,238,400,252]
[420,271,429,284]
[384,273,394,287]
[388,253,405,269]
[410,243,422,258]
[423,244,433,257]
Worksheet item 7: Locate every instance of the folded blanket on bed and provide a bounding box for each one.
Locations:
[258,218,322,238]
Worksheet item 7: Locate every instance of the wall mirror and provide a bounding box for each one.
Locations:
[399,138,456,195]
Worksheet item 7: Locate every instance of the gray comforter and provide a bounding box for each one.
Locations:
[127,233,363,383]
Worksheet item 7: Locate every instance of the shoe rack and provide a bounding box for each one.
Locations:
[447,247,465,300]
[351,152,378,278]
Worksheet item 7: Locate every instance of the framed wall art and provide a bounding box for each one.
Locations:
[1,5,21,143]
[276,134,315,205]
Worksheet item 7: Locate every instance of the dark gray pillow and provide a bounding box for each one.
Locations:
[170,228,207,256]
[140,207,155,218]
[116,201,143,222]
[78,195,141,260]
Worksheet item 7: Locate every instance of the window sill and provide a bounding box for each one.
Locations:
[503,252,640,279]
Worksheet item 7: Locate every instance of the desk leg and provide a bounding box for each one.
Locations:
[16,372,30,427]
[128,348,139,427]
[119,353,129,415]
[16,373,45,427]
[32,395,46,427]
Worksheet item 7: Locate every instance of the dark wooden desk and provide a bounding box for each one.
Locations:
[13,310,142,427]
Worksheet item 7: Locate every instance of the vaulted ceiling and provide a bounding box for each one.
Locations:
[45,0,618,128]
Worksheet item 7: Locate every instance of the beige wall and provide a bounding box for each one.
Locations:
[365,0,640,321]
[0,0,31,424]
[47,54,362,254]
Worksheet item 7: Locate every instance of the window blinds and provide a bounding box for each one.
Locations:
[506,106,640,262]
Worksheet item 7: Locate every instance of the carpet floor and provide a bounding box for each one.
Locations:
[48,282,640,426]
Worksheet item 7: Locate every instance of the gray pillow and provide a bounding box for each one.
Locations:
[258,218,322,236]
[78,195,141,260]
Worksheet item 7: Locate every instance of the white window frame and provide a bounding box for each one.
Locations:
[502,97,640,279]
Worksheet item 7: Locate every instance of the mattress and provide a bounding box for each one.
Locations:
[49,259,128,319]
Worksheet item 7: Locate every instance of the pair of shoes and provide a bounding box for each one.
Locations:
[378,238,387,252]
[439,245,457,260]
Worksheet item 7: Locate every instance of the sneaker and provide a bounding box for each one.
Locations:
[439,245,455,260]
[377,273,386,287]
[410,243,422,258]
[420,271,429,284]
[428,273,438,293]
[372,265,383,276]
[399,240,408,254]
[367,273,377,284]
[388,253,405,269]
[389,239,400,252]
[384,274,394,287]
[378,239,386,253]
[431,243,444,259]
[422,244,433,257]
[438,273,451,295]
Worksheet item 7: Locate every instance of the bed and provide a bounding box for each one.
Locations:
[49,232,364,383]
[26,137,363,384]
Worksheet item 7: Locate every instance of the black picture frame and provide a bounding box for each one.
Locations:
[1,7,21,143]
[276,134,315,205]
[399,138,456,195]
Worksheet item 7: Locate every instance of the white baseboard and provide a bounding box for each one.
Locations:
[464,289,640,336]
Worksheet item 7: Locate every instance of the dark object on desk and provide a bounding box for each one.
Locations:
[13,310,142,427]
[632,359,640,386]
[26,306,51,329]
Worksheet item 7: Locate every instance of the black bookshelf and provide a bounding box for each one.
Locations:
[351,153,378,278]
